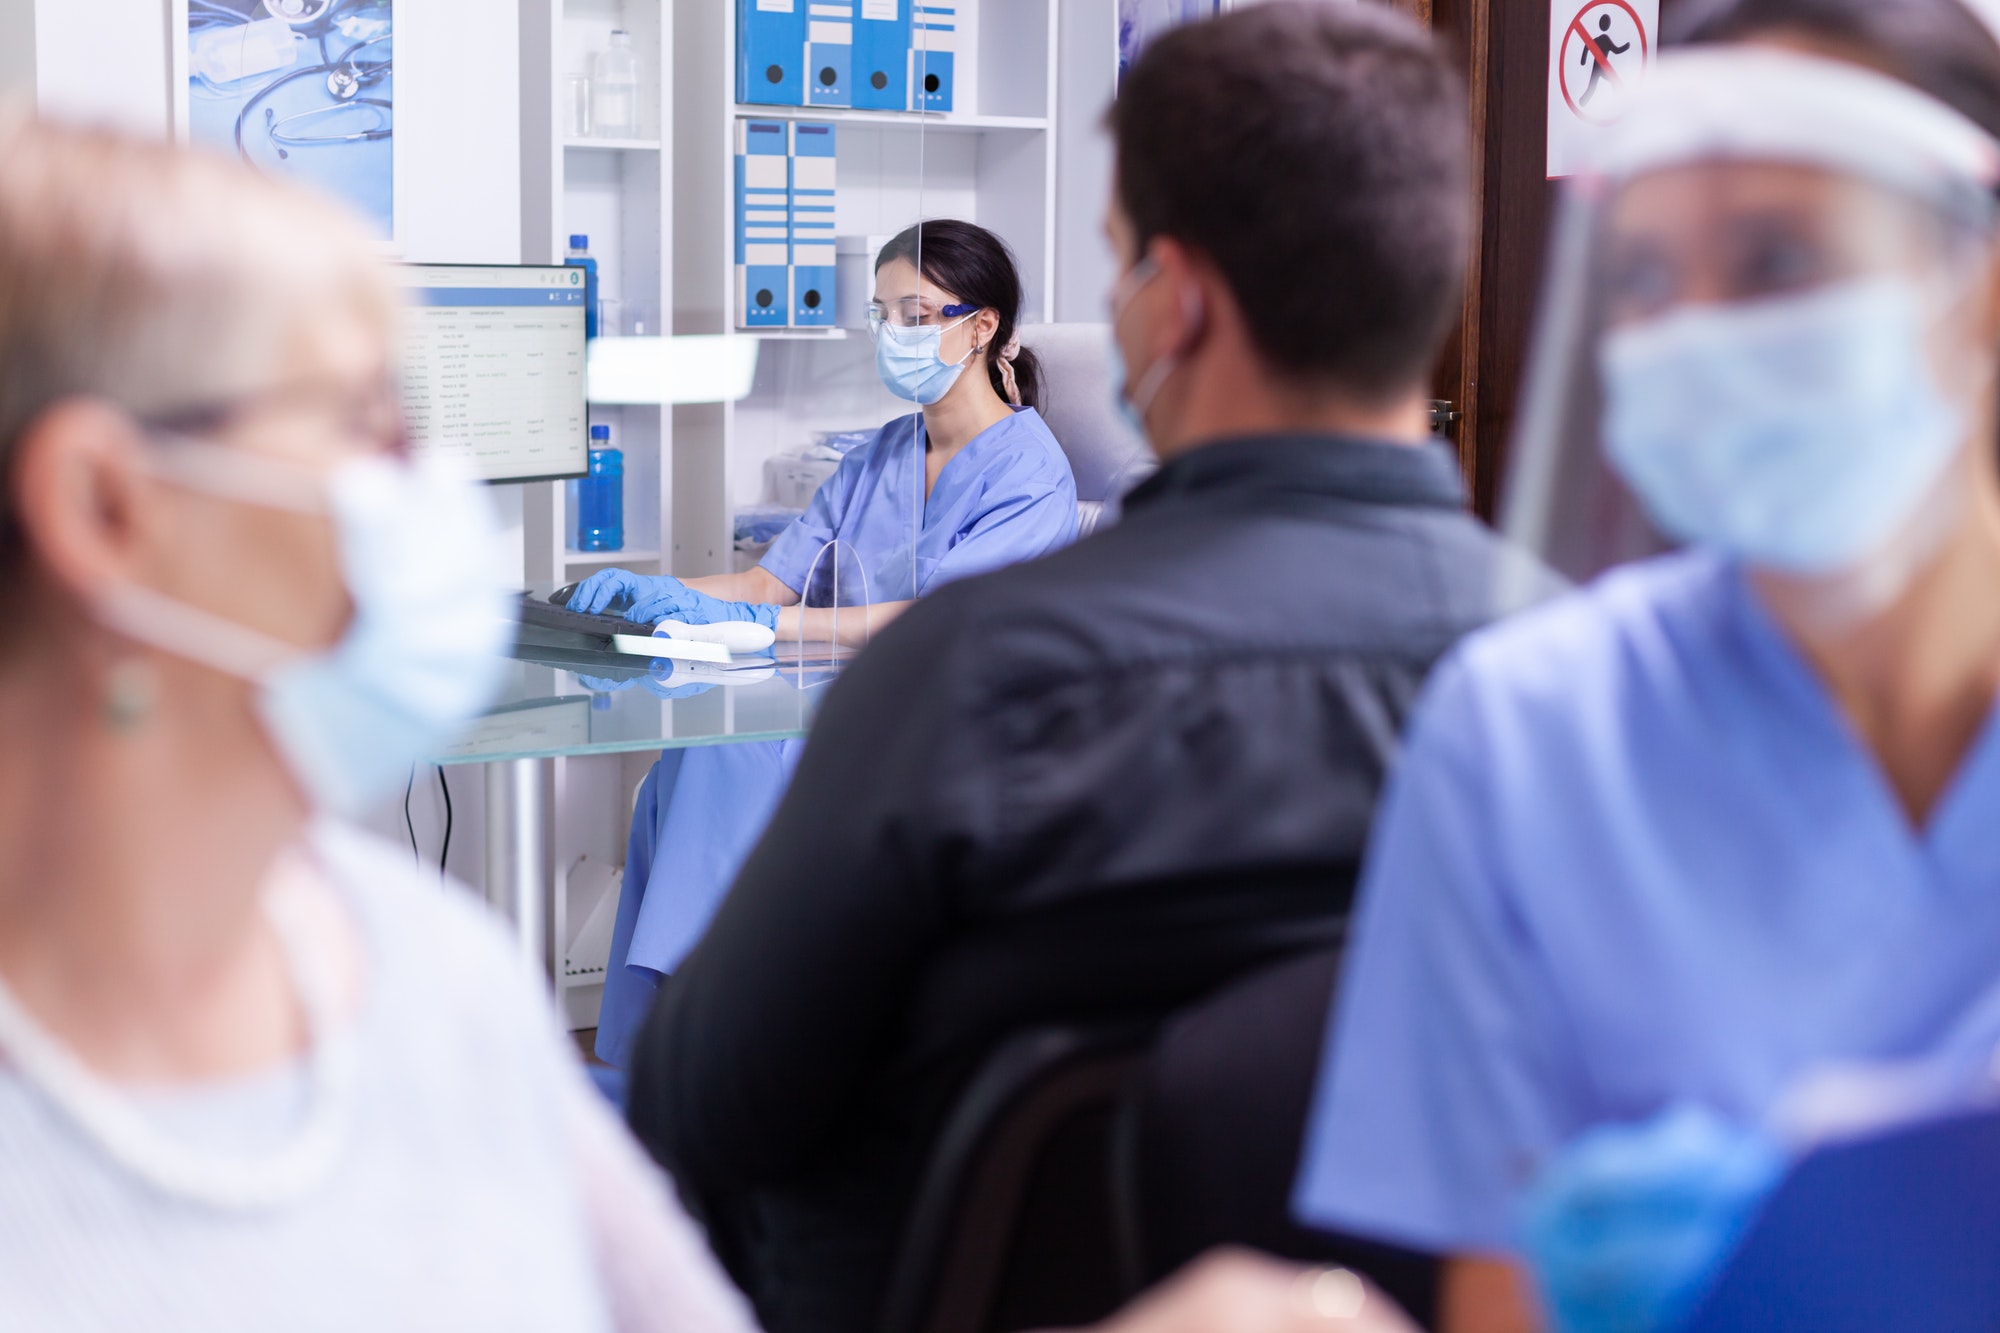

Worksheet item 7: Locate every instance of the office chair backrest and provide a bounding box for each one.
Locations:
[878,1024,1149,1333]
[1017,323,1156,538]
[1116,948,1440,1327]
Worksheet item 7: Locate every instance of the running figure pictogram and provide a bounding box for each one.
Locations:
[1579,14,1630,106]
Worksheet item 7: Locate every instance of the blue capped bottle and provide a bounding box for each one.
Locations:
[576,424,624,552]
[565,234,600,340]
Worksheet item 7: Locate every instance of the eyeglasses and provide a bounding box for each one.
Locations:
[140,376,411,458]
[866,297,980,336]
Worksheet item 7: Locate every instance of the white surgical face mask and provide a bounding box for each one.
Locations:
[875,312,978,405]
[1599,276,1968,575]
[96,442,510,816]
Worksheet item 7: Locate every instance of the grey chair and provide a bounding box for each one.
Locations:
[1017,323,1157,537]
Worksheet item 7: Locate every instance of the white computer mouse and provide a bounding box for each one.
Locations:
[653,619,779,654]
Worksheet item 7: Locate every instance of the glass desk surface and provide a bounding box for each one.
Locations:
[434,591,856,766]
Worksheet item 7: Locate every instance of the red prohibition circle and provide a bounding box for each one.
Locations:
[1560,0,1650,126]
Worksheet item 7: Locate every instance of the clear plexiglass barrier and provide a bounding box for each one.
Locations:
[435,589,856,766]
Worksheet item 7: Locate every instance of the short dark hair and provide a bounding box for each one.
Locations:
[876,218,1042,410]
[1673,0,2000,137]
[1110,1,1469,403]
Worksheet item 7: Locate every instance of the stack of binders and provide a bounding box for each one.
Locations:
[855,0,913,110]
[806,0,855,107]
[735,119,791,327]
[736,0,954,114]
[911,2,958,113]
[738,0,803,105]
[735,119,840,329]
[789,123,838,327]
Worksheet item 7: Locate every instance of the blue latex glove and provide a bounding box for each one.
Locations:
[1523,1104,1786,1333]
[570,569,781,630]
[570,569,699,623]
[655,584,782,630]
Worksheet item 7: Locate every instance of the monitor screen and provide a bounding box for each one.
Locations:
[394,264,589,483]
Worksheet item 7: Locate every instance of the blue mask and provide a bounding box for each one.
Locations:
[876,312,977,404]
[1600,277,1965,573]
[1107,257,1181,440]
[1106,337,1144,439]
[98,447,509,816]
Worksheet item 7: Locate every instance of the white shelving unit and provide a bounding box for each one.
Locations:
[520,0,676,1030]
[520,0,673,590]
[669,0,1062,575]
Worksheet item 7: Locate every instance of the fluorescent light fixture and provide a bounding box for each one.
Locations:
[586,336,761,405]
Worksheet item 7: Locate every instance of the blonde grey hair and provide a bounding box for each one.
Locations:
[0,110,395,471]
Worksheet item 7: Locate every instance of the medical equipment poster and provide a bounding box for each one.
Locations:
[186,0,395,242]
[1548,0,1656,179]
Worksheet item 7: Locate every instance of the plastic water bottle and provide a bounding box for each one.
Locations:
[565,234,599,340]
[576,425,624,552]
[593,30,640,138]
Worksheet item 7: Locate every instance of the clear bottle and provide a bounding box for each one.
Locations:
[576,425,625,553]
[593,30,640,139]
[565,234,599,340]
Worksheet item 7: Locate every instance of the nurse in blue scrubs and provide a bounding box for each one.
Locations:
[1294,25,2000,1333]
[576,220,1079,1065]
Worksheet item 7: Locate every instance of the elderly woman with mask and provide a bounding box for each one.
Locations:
[0,116,753,1332]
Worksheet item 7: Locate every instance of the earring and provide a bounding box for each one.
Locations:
[104,657,158,732]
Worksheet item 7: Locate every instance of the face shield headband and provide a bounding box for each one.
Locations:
[1586,46,2000,226]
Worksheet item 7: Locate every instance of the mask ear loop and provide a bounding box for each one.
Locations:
[1124,273,1206,426]
[1110,251,1204,427]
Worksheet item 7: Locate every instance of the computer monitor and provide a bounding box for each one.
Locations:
[393,264,589,483]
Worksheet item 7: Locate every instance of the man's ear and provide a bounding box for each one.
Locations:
[10,400,157,606]
[1148,236,1212,356]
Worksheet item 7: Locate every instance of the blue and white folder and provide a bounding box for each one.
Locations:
[789,122,838,327]
[910,0,957,112]
[736,119,791,327]
[853,0,911,111]
[1684,1107,2000,1332]
[805,0,855,108]
[738,0,805,106]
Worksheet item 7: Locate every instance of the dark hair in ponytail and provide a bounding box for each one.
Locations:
[875,219,1041,410]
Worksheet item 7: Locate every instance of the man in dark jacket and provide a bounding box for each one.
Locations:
[626,6,1551,1331]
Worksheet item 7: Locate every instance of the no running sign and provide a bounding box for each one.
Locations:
[1548,0,1657,179]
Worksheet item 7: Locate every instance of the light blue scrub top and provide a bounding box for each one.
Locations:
[595,407,1078,1066]
[1293,550,2000,1256]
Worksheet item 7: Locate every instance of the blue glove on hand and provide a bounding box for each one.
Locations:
[658,585,782,630]
[1523,1105,1786,1333]
[570,569,696,623]
[570,570,782,629]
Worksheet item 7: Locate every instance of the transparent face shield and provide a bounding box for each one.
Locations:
[1500,47,2000,612]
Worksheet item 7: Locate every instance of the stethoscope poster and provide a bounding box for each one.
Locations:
[185,0,394,241]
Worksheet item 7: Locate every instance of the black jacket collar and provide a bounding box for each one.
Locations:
[1124,433,1467,514]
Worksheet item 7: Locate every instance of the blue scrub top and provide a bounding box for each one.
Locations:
[1293,550,2000,1256]
[594,407,1079,1067]
[760,406,1078,604]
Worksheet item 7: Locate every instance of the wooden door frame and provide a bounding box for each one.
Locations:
[1428,0,1490,504]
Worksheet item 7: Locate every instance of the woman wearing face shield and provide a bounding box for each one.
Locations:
[0,118,755,1332]
[575,221,1081,1069]
[1289,2,2000,1331]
